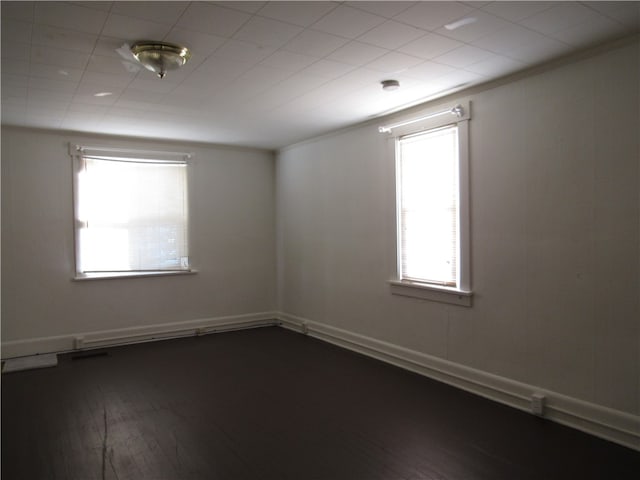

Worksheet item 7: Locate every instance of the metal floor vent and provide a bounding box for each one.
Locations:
[70,351,109,361]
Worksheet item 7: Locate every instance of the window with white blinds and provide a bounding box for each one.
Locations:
[73,146,190,277]
[383,101,471,304]
[398,125,459,287]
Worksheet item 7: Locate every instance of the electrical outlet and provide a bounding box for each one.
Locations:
[531,393,546,416]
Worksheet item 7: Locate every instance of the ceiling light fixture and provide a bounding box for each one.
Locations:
[93,92,113,97]
[130,41,192,79]
[445,17,477,30]
[381,79,400,91]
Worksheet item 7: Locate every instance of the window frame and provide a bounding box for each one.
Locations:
[383,101,472,307]
[70,143,194,280]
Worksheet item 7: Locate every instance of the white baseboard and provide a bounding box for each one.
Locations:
[278,312,640,452]
[3,311,638,451]
[1,312,280,359]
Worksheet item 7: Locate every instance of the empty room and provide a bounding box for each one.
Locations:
[1,1,639,478]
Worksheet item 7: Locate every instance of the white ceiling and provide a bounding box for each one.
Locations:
[2,1,638,149]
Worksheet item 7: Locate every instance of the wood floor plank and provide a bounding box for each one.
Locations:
[2,327,639,479]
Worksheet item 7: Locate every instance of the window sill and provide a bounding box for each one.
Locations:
[74,270,197,281]
[389,280,472,307]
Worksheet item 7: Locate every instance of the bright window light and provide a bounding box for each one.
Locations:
[74,150,190,275]
[397,125,459,287]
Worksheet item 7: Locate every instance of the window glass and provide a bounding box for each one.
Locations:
[74,150,190,276]
[398,125,459,286]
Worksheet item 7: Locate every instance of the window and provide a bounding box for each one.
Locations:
[381,102,472,306]
[71,145,191,279]
[398,125,459,286]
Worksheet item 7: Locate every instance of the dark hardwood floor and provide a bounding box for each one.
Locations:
[2,326,639,479]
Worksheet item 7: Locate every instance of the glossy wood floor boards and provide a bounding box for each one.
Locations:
[2,327,639,479]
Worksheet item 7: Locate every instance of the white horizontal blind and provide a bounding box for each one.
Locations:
[76,155,189,273]
[398,125,459,287]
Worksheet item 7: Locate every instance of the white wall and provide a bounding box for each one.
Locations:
[1,37,637,449]
[1,128,276,345]
[276,39,639,417]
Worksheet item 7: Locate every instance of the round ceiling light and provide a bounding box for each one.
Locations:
[381,79,400,91]
[130,41,192,79]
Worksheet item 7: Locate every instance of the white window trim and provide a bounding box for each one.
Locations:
[73,270,198,281]
[70,143,194,280]
[389,279,472,307]
[382,101,472,307]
